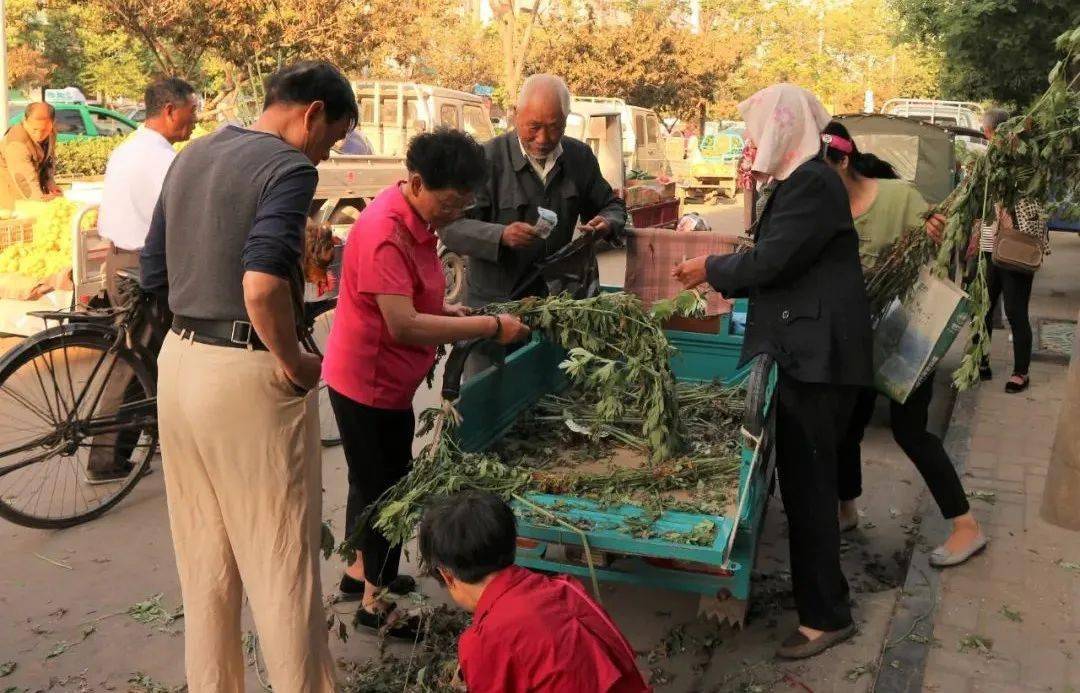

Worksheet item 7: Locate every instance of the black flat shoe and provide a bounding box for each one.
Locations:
[776,624,856,659]
[1005,375,1029,393]
[354,602,424,641]
[387,575,418,595]
[339,574,417,602]
[979,365,993,381]
[84,462,135,485]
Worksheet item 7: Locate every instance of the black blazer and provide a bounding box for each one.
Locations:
[705,159,873,386]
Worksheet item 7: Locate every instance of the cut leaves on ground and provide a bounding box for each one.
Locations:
[959,634,994,656]
[966,490,997,504]
[128,594,184,626]
[844,663,874,681]
[1000,605,1023,622]
[127,672,186,693]
[44,642,69,659]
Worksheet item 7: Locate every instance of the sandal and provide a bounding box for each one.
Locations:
[354,602,424,641]
[1005,374,1029,394]
[339,574,417,601]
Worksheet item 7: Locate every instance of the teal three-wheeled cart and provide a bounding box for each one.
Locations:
[443,296,777,623]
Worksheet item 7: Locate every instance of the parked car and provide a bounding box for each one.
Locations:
[570,97,669,177]
[352,81,495,158]
[121,106,146,123]
[6,103,137,142]
[565,109,680,229]
[881,99,984,130]
[310,81,497,303]
[678,130,745,202]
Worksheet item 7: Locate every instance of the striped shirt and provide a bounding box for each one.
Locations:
[979,218,997,253]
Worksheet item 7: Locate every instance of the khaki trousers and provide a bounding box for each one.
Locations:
[157,330,336,692]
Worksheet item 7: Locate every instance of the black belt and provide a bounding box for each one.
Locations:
[172,315,267,351]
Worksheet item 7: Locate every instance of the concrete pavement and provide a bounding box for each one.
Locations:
[881,230,1080,693]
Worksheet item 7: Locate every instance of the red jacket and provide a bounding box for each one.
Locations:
[458,566,652,693]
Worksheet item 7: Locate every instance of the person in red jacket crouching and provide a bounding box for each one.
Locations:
[419,491,652,693]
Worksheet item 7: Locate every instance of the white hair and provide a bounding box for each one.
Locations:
[517,74,571,117]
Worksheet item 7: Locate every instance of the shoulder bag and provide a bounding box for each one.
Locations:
[992,205,1043,273]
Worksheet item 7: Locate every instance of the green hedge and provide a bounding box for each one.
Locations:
[55,136,127,178]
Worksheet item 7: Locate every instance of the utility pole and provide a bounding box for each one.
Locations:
[0,0,8,131]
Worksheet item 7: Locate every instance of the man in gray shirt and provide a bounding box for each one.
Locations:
[140,61,355,691]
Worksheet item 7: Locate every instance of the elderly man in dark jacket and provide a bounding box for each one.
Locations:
[440,74,626,308]
[0,102,60,210]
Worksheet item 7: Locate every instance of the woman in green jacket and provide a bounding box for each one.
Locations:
[823,121,986,568]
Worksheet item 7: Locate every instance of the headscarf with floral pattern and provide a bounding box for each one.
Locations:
[737,84,831,182]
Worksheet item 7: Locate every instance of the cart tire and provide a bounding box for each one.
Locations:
[742,355,774,439]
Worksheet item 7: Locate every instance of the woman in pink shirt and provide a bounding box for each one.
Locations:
[322,130,530,637]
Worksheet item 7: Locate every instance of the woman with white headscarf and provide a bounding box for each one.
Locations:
[674,84,873,660]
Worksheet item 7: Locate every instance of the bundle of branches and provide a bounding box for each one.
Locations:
[484,290,706,462]
[864,26,1080,388]
[498,381,745,463]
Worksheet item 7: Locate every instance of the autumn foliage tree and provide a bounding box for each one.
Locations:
[530,1,737,120]
[12,0,945,120]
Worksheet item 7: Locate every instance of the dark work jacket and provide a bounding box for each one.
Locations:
[705,159,873,386]
[440,132,626,306]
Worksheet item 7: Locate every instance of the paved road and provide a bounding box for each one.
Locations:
[0,197,951,691]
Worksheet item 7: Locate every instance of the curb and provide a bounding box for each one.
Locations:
[871,383,979,692]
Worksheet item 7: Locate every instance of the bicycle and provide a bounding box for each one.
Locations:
[0,271,337,529]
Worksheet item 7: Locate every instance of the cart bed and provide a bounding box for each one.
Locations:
[452,297,775,606]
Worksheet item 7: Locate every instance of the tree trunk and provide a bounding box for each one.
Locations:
[495,0,542,113]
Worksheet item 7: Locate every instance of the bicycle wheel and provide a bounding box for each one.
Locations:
[303,303,341,447]
[0,330,156,529]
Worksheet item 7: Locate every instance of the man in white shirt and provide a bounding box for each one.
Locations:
[87,78,196,484]
[99,77,198,307]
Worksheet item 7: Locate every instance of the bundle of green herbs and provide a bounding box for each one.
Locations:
[864,26,1080,388]
[484,290,707,462]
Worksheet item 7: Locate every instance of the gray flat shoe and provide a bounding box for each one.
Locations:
[928,534,988,568]
[776,623,856,659]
